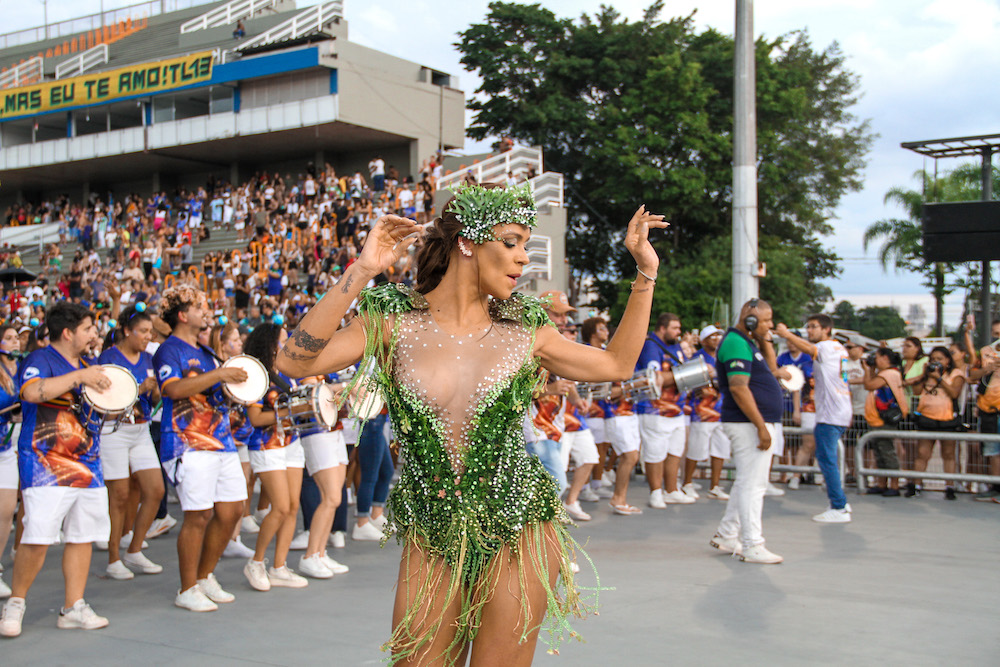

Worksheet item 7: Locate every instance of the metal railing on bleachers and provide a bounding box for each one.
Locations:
[437,146,545,193]
[180,0,276,34]
[55,44,109,79]
[236,1,343,50]
[0,56,43,89]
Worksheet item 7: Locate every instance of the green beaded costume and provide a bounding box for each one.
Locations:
[352,283,598,664]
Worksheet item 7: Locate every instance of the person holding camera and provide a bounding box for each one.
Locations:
[909,346,965,499]
[862,348,908,496]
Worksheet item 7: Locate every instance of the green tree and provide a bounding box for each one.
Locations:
[854,305,907,340]
[832,300,858,330]
[457,2,874,326]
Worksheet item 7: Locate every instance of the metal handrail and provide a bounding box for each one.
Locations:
[527,171,564,209]
[180,0,276,34]
[695,426,848,484]
[0,56,43,89]
[236,1,343,50]
[437,145,544,192]
[853,429,1000,493]
[55,44,109,79]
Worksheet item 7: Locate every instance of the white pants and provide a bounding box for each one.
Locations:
[559,429,599,472]
[716,423,778,550]
[687,421,731,461]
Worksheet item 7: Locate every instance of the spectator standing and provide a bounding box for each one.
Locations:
[862,347,907,496]
[368,156,385,192]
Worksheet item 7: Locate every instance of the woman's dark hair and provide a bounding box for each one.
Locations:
[928,345,955,373]
[244,323,282,374]
[581,317,607,343]
[905,336,925,359]
[415,181,501,294]
[113,303,152,344]
[875,347,901,369]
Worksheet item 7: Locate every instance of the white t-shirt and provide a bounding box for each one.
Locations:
[814,339,852,426]
[369,159,385,177]
[843,358,866,416]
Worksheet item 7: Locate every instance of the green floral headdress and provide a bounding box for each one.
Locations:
[447,182,538,244]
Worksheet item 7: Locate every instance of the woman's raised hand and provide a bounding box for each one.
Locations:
[624,205,668,277]
[355,215,423,276]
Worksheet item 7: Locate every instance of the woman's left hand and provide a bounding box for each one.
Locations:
[623,205,668,277]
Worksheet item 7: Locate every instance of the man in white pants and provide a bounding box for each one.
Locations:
[709,300,787,564]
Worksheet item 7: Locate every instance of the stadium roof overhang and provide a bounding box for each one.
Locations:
[0,120,409,193]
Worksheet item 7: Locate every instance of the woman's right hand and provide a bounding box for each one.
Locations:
[354,215,422,277]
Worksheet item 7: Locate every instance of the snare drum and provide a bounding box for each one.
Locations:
[576,382,613,401]
[671,357,714,394]
[79,364,139,435]
[277,383,339,433]
[623,368,659,403]
[222,355,269,405]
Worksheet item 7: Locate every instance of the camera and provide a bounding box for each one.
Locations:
[865,351,877,367]
[926,361,943,374]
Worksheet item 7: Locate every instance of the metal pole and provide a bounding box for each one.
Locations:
[732,0,759,320]
[982,147,993,346]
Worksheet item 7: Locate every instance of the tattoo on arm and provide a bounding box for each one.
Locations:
[339,274,355,294]
[280,347,317,362]
[36,379,46,401]
[288,327,330,355]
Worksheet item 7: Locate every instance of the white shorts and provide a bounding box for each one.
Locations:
[189,214,202,228]
[100,422,160,480]
[342,420,359,445]
[237,444,249,464]
[684,414,692,427]
[559,429,600,471]
[301,430,349,474]
[0,446,17,489]
[687,421,731,460]
[588,417,609,445]
[771,422,785,457]
[285,439,305,469]
[801,413,816,431]
[21,486,110,545]
[607,414,640,455]
[638,414,686,463]
[169,450,248,512]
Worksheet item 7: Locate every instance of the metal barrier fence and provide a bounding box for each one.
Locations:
[853,430,1000,494]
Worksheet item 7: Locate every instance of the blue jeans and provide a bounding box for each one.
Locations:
[526,439,567,494]
[815,423,847,510]
[357,415,393,517]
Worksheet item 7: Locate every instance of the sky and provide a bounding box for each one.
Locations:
[6,0,1000,325]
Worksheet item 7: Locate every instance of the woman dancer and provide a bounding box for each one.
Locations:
[277,183,665,665]
[243,324,308,591]
[0,324,21,598]
[97,304,165,579]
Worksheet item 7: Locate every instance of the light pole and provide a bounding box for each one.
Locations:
[732,0,759,320]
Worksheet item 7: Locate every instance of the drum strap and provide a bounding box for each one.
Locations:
[645,334,683,366]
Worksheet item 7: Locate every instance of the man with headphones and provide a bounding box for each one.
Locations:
[709,298,786,564]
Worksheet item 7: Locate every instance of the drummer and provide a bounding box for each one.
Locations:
[97,303,165,581]
[296,370,350,579]
[1,302,112,637]
[210,320,257,560]
[153,285,248,613]
[682,326,731,500]
[242,323,309,591]
[0,324,21,600]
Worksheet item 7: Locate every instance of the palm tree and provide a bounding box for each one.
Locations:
[863,171,956,336]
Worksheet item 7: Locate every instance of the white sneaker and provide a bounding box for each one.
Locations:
[119,531,149,550]
[765,482,786,497]
[174,586,218,612]
[197,573,235,603]
[147,514,177,539]
[298,554,333,579]
[563,501,592,521]
[252,507,271,524]
[346,488,355,505]
[121,551,163,575]
[663,490,695,504]
[370,514,389,531]
[57,599,109,630]
[0,597,25,637]
[352,521,383,541]
[267,565,308,588]
[0,576,10,599]
[105,560,135,581]
[223,537,255,559]
[604,469,616,485]
[578,487,600,503]
[289,530,310,550]
[240,516,260,534]
[244,559,271,591]
[94,540,109,551]
[787,476,800,490]
[648,489,667,509]
[320,552,349,574]
[691,481,704,490]
[594,486,615,499]
[709,533,743,556]
[740,544,784,564]
[328,531,346,549]
[707,486,730,500]
[682,483,700,499]
[813,507,851,523]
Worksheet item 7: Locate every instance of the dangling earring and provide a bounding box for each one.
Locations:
[458,240,473,257]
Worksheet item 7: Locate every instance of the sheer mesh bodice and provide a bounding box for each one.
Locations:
[392,310,533,471]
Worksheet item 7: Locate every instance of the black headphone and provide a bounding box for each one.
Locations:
[743,298,760,333]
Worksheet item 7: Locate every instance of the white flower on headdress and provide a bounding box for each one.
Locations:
[448,183,538,244]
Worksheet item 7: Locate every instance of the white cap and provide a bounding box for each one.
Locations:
[699,325,723,341]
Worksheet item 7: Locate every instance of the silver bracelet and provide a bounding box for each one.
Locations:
[636,266,657,282]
